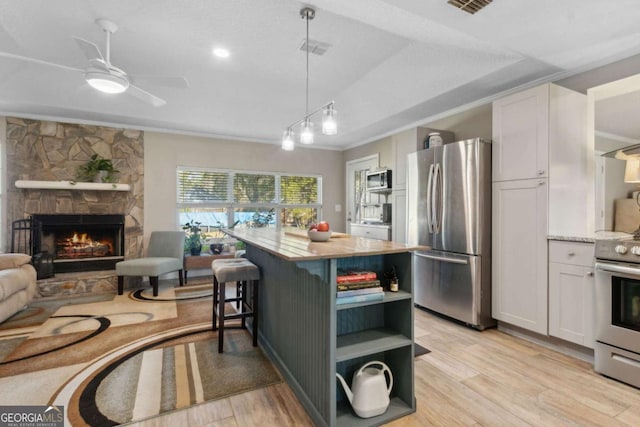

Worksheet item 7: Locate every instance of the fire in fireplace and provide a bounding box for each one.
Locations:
[31,214,125,273]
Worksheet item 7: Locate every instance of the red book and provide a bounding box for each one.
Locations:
[336,269,377,284]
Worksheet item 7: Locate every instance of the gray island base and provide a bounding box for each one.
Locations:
[226,228,425,427]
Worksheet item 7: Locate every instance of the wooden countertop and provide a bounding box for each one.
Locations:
[226,228,427,261]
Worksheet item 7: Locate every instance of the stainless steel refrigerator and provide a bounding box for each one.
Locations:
[407,138,494,329]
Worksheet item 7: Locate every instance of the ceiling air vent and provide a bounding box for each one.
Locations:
[447,0,493,14]
[299,38,331,56]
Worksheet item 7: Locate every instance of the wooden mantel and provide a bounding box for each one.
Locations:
[15,180,131,192]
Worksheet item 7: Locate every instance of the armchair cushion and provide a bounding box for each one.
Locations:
[0,253,32,270]
[116,257,183,277]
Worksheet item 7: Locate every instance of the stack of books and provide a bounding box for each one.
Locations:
[336,268,384,305]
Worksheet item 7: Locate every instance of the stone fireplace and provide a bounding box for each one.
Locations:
[5,118,145,297]
[32,214,125,274]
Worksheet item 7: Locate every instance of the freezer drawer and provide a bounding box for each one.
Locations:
[413,250,489,328]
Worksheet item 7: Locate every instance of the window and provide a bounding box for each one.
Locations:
[177,167,322,237]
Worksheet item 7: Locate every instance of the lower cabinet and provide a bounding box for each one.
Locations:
[548,241,595,348]
[350,223,391,241]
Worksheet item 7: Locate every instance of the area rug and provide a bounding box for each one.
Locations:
[0,283,281,427]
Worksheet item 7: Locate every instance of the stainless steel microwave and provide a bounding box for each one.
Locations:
[366,169,392,192]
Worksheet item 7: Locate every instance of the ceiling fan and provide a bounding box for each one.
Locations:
[0,19,188,107]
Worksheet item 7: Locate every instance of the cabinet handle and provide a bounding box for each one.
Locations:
[586,271,594,277]
[538,170,545,175]
[567,252,576,256]
[538,181,545,186]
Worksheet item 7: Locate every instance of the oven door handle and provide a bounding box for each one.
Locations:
[595,262,640,276]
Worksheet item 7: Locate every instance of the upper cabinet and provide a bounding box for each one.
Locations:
[492,83,591,236]
[492,85,549,181]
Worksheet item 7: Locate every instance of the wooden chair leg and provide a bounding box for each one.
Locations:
[118,276,124,295]
[150,276,159,297]
[252,279,258,347]
[212,276,219,331]
[218,281,226,353]
[240,281,246,329]
[178,269,184,287]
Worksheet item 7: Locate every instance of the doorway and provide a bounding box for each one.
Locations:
[345,154,378,234]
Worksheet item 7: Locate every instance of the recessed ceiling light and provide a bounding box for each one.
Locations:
[213,47,230,58]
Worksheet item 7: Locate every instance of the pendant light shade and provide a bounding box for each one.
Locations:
[280,7,337,150]
[322,103,337,135]
[625,158,640,183]
[282,128,295,151]
[300,119,314,144]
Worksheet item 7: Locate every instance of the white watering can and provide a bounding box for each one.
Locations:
[335,361,393,418]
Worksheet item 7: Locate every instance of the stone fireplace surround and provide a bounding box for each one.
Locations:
[5,118,144,298]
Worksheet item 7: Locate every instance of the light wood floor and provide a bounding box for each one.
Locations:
[128,308,640,427]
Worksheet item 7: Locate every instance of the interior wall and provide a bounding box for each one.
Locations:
[0,117,5,252]
[343,136,393,167]
[144,132,345,238]
[422,103,493,141]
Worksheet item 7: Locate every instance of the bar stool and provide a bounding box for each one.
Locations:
[211,258,260,353]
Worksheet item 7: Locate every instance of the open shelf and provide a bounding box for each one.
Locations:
[336,397,415,426]
[336,290,411,311]
[336,328,412,362]
[15,180,131,191]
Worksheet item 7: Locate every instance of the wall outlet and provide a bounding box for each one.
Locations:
[335,204,342,212]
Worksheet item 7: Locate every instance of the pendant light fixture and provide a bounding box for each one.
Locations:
[281,7,337,150]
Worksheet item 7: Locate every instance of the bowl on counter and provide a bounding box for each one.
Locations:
[307,229,331,242]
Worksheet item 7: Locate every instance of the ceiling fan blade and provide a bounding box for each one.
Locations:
[129,75,189,89]
[0,51,82,73]
[73,36,105,62]
[127,84,166,107]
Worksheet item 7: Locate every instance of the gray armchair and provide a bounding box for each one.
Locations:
[116,231,185,296]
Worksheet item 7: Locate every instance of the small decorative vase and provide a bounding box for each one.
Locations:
[190,245,202,256]
[93,170,109,183]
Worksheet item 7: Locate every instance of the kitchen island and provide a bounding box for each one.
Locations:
[225,228,425,427]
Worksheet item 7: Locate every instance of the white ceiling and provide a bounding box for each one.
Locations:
[1,0,640,150]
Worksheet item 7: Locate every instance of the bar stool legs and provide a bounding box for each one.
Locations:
[211,258,260,353]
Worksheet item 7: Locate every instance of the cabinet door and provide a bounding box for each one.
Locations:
[492,179,548,334]
[492,85,549,181]
[549,262,595,348]
[392,129,417,189]
[391,189,406,243]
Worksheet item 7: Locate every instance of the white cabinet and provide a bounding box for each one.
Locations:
[491,83,590,335]
[492,179,548,335]
[350,224,391,240]
[391,190,406,243]
[492,85,549,181]
[492,83,589,236]
[548,241,595,348]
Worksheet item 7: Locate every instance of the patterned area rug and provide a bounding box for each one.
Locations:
[0,283,281,426]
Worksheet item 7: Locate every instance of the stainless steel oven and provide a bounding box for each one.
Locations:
[594,238,640,388]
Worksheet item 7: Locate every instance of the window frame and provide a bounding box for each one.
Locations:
[176,166,323,229]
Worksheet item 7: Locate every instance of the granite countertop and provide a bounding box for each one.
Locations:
[226,228,427,261]
[548,231,632,243]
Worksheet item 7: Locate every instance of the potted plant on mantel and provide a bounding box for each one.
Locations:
[76,154,119,183]
[182,219,204,256]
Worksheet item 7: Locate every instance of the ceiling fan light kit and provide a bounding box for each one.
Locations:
[86,70,129,93]
[281,7,337,151]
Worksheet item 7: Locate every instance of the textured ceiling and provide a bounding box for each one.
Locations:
[1,0,640,150]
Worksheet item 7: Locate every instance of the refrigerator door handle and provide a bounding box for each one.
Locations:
[426,163,435,233]
[414,251,468,264]
[433,163,442,233]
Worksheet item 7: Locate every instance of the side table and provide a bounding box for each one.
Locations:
[184,253,235,284]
